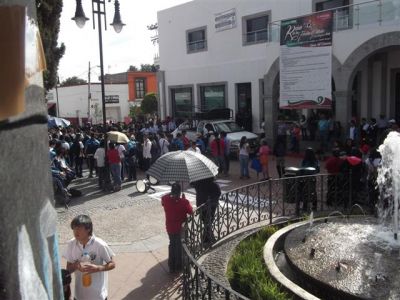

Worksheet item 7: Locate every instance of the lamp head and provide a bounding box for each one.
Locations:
[72,0,89,28]
[110,0,125,33]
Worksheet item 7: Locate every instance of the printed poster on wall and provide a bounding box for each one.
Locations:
[279,11,333,109]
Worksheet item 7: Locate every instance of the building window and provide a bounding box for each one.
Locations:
[315,0,351,31]
[242,12,270,45]
[135,78,146,99]
[199,84,226,111]
[171,87,193,118]
[186,27,207,53]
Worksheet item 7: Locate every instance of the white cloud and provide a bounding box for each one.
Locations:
[58,0,191,81]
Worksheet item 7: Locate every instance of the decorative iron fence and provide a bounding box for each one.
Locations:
[182,172,363,299]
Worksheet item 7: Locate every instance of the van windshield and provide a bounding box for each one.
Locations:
[214,121,243,133]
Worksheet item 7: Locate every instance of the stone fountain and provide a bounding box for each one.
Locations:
[265,132,400,300]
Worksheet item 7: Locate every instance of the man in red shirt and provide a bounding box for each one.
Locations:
[161,183,193,273]
[210,134,226,175]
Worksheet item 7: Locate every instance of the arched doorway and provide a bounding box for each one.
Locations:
[339,32,400,126]
[347,46,400,122]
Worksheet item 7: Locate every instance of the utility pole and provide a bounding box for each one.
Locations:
[55,76,60,117]
[88,61,91,123]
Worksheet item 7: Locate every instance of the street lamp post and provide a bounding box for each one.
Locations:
[72,0,125,190]
[72,0,125,133]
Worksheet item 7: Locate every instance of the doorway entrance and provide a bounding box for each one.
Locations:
[236,83,252,131]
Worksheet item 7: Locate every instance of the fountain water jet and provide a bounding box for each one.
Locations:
[377,131,400,240]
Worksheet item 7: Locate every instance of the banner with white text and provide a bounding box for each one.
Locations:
[279,11,333,109]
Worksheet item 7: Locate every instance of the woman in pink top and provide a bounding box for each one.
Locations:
[258,139,270,180]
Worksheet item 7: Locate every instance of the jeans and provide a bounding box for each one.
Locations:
[87,155,96,177]
[239,154,249,177]
[120,157,125,180]
[74,156,83,177]
[110,163,122,187]
[168,233,183,273]
[214,155,225,174]
[143,158,151,171]
[97,166,107,190]
[224,154,230,174]
[126,157,137,181]
[319,130,329,154]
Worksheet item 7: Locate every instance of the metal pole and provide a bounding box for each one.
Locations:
[55,80,60,117]
[96,1,106,138]
[94,0,111,190]
[88,61,91,123]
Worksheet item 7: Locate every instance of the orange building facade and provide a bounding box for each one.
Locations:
[127,71,157,102]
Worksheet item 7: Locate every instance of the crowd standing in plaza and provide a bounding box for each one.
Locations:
[51,111,400,297]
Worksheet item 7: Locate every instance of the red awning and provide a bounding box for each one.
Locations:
[47,103,56,109]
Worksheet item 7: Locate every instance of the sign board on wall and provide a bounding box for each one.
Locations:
[105,95,119,104]
[215,8,236,32]
[279,11,333,109]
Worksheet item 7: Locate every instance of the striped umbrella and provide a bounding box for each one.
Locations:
[146,151,218,184]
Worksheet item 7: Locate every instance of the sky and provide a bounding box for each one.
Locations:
[57,0,191,82]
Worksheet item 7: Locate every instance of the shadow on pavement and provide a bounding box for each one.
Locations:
[54,175,139,210]
[122,259,182,300]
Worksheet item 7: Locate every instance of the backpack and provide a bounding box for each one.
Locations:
[126,141,137,158]
[86,139,99,155]
[71,141,81,156]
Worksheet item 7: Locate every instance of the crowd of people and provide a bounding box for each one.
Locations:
[48,116,262,202]
[280,112,399,212]
[54,112,400,299]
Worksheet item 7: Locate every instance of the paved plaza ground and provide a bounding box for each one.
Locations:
[56,155,318,299]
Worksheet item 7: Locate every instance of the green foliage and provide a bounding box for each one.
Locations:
[129,105,142,119]
[227,226,291,300]
[60,76,87,87]
[128,65,138,72]
[140,93,158,115]
[36,0,65,91]
[140,64,159,72]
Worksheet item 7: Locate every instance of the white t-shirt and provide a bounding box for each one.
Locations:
[143,139,152,159]
[187,147,201,154]
[94,148,105,167]
[239,143,249,156]
[63,235,115,300]
[159,138,170,155]
[117,144,126,159]
[62,141,70,151]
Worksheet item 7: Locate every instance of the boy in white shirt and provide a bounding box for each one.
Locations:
[63,215,115,300]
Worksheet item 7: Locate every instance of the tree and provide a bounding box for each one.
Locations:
[141,93,158,115]
[129,105,142,119]
[60,76,87,87]
[140,64,159,72]
[36,0,65,91]
[127,65,138,72]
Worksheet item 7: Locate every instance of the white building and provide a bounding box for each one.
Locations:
[47,83,130,125]
[157,0,400,140]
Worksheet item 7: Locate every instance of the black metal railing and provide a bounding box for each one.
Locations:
[182,172,357,299]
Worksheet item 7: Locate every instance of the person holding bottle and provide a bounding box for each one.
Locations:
[63,215,115,300]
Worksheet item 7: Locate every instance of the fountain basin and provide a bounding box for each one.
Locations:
[264,217,400,300]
